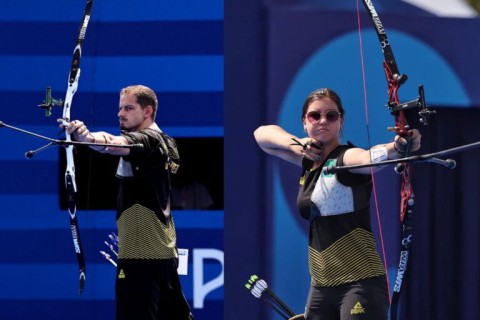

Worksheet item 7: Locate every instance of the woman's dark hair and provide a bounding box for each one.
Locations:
[301,88,345,121]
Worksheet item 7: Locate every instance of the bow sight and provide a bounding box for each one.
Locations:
[387,85,436,131]
[38,86,64,117]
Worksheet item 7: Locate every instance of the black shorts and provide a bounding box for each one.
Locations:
[304,276,389,320]
[115,258,193,320]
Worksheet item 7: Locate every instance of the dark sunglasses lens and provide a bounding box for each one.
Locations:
[307,111,340,123]
[325,111,339,122]
[307,112,321,122]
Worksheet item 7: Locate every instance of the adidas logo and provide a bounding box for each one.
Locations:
[118,269,125,279]
[299,175,305,185]
[350,302,365,315]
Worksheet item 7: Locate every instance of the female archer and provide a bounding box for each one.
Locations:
[254,88,421,320]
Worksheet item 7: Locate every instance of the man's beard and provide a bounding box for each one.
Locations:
[119,122,131,132]
[119,123,139,133]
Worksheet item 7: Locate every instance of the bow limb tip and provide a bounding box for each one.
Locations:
[79,271,86,294]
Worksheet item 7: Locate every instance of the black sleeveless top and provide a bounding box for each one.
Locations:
[297,144,385,287]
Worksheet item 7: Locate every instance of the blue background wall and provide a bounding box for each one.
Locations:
[0,1,223,319]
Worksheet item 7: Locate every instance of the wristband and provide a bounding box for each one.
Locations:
[370,145,388,163]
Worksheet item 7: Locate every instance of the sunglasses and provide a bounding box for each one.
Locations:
[306,110,342,123]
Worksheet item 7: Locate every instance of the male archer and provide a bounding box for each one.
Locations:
[63,85,193,320]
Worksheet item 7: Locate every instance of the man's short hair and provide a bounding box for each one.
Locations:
[120,85,158,120]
